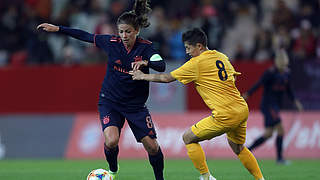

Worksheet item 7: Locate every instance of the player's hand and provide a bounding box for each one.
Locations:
[37,23,59,32]
[295,99,304,112]
[129,70,145,80]
[131,60,148,71]
[242,92,249,100]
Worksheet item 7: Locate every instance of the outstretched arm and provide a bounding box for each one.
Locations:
[129,70,175,83]
[242,80,263,100]
[286,79,304,112]
[294,99,303,112]
[148,60,166,72]
[37,23,94,43]
[243,70,269,100]
[37,23,59,32]
[131,60,166,72]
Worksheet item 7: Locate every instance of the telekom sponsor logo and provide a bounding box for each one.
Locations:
[65,112,320,159]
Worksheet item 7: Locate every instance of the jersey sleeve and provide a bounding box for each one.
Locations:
[230,64,241,76]
[170,59,197,85]
[247,69,270,95]
[144,44,165,72]
[58,26,94,43]
[94,34,112,50]
[286,73,296,101]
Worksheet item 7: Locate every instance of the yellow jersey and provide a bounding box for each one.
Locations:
[171,50,247,117]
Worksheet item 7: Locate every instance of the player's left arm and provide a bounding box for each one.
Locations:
[129,70,175,83]
[131,44,166,72]
[244,70,270,99]
[294,99,303,112]
[286,77,303,112]
[131,59,165,72]
[148,58,166,72]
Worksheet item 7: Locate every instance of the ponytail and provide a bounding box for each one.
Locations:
[132,0,152,28]
[117,0,152,29]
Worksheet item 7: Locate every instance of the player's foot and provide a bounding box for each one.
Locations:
[199,175,217,180]
[277,159,291,165]
[108,170,118,180]
[108,165,119,180]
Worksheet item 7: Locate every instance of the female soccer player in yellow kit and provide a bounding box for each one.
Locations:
[130,28,264,180]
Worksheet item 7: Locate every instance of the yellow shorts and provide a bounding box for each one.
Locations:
[191,110,248,145]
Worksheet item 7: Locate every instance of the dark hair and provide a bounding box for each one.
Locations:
[117,0,152,30]
[182,28,208,47]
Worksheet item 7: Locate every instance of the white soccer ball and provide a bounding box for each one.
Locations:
[87,169,113,180]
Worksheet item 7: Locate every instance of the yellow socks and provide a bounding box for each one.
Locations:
[186,143,263,179]
[186,143,209,174]
[238,147,264,180]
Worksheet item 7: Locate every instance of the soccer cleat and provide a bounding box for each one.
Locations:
[199,175,217,180]
[108,165,119,180]
[108,170,118,180]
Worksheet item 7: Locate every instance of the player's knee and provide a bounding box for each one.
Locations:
[277,129,284,136]
[182,133,188,144]
[228,139,243,155]
[103,126,119,148]
[144,142,159,155]
[233,145,244,155]
[148,145,159,155]
[104,138,119,149]
[141,137,160,155]
[276,125,284,135]
[264,132,272,139]
[182,132,193,145]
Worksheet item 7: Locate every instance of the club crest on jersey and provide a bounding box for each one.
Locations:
[102,115,110,124]
[134,56,143,62]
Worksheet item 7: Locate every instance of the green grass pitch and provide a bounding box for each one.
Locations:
[0,159,319,179]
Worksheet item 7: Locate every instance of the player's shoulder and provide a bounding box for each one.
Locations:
[213,50,226,56]
[137,37,152,45]
[212,50,228,57]
[207,50,230,63]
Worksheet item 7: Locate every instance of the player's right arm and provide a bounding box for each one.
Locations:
[130,57,197,83]
[130,70,175,83]
[285,77,304,112]
[37,23,94,43]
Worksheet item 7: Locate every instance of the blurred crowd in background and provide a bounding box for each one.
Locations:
[0,0,320,66]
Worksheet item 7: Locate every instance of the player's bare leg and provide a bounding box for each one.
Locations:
[104,126,120,148]
[141,136,164,180]
[274,123,289,164]
[183,128,215,180]
[228,139,264,180]
[104,126,120,179]
[248,127,273,151]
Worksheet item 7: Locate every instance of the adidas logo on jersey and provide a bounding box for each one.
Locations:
[115,59,122,65]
